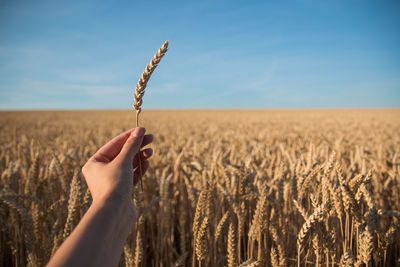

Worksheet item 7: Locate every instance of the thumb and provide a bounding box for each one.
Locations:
[117,127,146,164]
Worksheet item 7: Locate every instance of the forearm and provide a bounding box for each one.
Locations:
[47,197,136,267]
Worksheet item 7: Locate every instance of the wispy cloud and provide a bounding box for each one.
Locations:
[16,79,127,96]
[182,60,279,107]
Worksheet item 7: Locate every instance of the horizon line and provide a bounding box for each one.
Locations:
[1,107,400,112]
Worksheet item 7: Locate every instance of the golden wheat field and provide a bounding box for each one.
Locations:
[0,109,399,267]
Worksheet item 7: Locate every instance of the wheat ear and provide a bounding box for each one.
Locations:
[195,217,209,263]
[297,201,328,267]
[134,231,143,267]
[133,40,168,190]
[227,223,237,267]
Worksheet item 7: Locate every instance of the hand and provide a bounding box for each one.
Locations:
[82,127,153,207]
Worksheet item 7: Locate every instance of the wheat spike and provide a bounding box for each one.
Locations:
[239,259,260,267]
[382,224,397,252]
[297,201,328,250]
[349,174,363,192]
[293,199,309,220]
[227,223,237,267]
[82,187,92,209]
[193,190,208,238]
[341,182,361,220]
[249,191,269,239]
[173,252,188,267]
[270,224,286,267]
[124,243,134,267]
[360,183,376,210]
[27,252,38,267]
[51,153,68,198]
[62,169,81,240]
[217,184,240,216]
[195,217,209,262]
[339,249,354,267]
[358,228,374,265]
[132,40,168,191]
[134,231,143,267]
[270,246,279,267]
[133,40,168,113]
[215,210,230,242]
[299,165,322,200]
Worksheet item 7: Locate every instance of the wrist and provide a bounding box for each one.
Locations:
[92,194,136,224]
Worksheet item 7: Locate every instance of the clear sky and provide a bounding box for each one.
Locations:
[0,0,399,109]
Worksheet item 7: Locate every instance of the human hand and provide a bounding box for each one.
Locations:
[82,127,153,207]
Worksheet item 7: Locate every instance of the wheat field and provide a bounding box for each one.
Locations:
[0,109,399,267]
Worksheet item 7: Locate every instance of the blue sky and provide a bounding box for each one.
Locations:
[0,0,399,109]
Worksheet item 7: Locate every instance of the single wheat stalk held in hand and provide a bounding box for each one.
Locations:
[133,40,169,190]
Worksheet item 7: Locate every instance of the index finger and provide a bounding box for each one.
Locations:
[92,129,133,162]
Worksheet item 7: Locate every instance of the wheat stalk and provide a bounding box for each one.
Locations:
[133,40,168,190]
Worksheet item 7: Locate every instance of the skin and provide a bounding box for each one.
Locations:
[47,127,153,267]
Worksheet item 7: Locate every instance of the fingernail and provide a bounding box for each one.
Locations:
[131,127,145,137]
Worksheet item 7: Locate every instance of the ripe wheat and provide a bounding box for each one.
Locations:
[0,109,399,266]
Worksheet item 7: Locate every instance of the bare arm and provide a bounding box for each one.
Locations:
[47,127,153,267]
[47,197,135,267]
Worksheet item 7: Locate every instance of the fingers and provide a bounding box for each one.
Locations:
[141,134,153,148]
[132,148,153,168]
[133,160,149,186]
[92,130,132,162]
[116,127,146,164]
